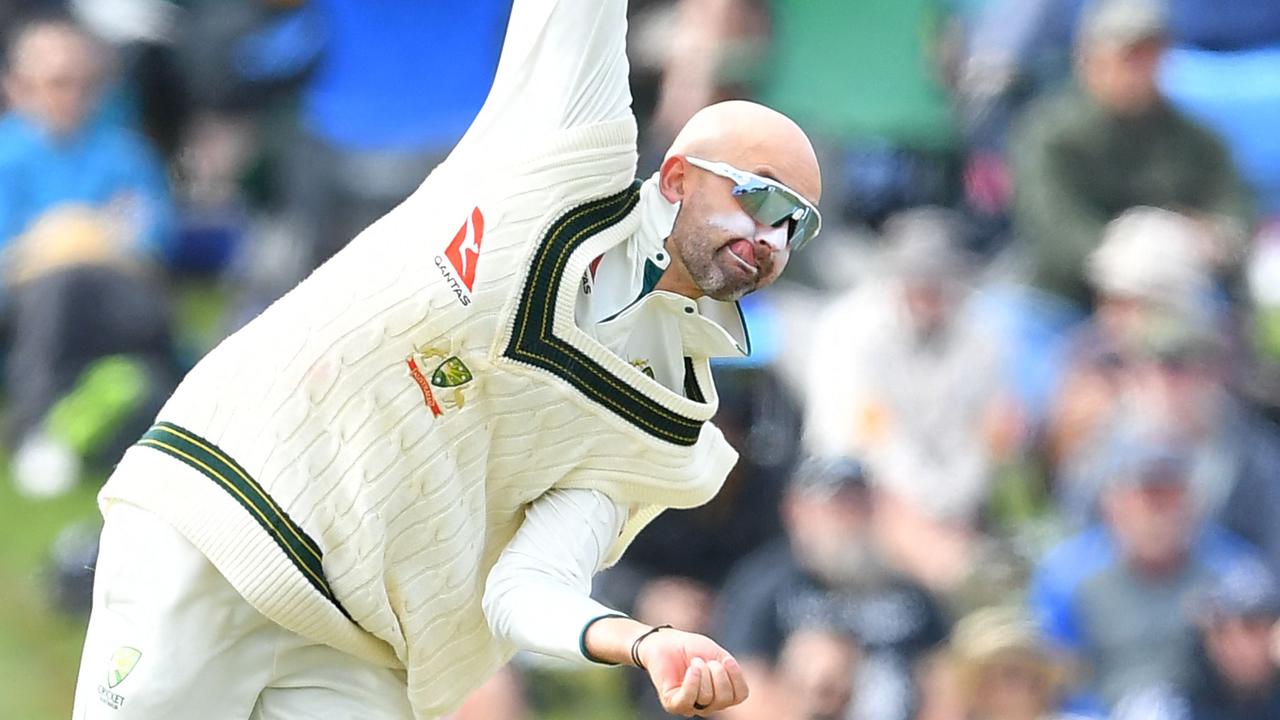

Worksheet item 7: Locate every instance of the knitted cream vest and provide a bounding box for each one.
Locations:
[101,117,737,717]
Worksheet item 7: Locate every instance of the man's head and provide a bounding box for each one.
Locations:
[777,626,859,720]
[656,100,821,302]
[1124,311,1226,439]
[881,206,976,337]
[1098,423,1197,575]
[1197,559,1280,695]
[1075,0,1167,116]
[1088,207,1213,345]
[949,606,1071,720]
[782,457,875,584]
[4,17,106,138]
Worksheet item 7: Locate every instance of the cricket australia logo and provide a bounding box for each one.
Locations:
[97,646,141,710]
[435,207,485,306]
[406,346,475,417]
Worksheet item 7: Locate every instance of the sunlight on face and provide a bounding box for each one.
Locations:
[666,170,791,301]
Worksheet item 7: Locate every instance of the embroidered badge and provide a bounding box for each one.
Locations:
[108,647,141,688]
[407,347,476,417]
[98,646,141,710]
[435,207,485,306]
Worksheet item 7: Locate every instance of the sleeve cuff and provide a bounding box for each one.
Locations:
[579,613,630,665]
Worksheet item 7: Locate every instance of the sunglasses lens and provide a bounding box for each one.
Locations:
[734,186,819,250]
[732,187,786,223]
[792,212,819,251]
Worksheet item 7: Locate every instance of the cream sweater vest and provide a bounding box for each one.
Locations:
[101,116,738,717]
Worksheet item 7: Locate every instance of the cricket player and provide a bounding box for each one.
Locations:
[72,1,822,718]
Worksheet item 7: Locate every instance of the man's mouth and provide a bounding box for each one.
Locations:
[725,239,758,274]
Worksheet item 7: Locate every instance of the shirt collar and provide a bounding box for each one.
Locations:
[633,173,751,358]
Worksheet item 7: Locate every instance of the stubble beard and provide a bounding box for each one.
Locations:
[674,232,756,302]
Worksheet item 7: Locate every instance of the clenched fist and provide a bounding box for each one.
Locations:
[584,617,749,716]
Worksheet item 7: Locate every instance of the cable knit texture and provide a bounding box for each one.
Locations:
[101,117,738,718]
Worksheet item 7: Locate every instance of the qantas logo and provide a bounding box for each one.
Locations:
[437,207,481,297]
[581,254,604,296]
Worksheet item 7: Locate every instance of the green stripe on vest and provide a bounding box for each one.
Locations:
[504,181,706,447]
[136,422,352,621]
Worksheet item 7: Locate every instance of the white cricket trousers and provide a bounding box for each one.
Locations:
[72,501,415,719]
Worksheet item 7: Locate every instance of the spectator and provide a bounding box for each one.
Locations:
[0,16,178,496]
[714,457,949,720]
[1038,208,1280,587]
[945,606,1078,720]
[776,626,861,720]
[1048,207,1214,500]
[955,0,1084,238]
[1031,417,1259,711]
[1186,557,1280,719]
[0,14,175,264]
[805,207,1020,588]
[1010,0,1251,306]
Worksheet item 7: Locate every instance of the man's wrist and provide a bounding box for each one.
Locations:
[630,624,673,670]
[582,616,655,667]
[580,614,629,665]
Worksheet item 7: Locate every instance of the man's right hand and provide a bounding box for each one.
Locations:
[583,617,749,716]
[636,627,750,717]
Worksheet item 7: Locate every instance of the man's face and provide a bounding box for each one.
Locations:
[1126,346,1223,438]
[1204,614,1278,693]
[1104,478,1193,571]
[665,165,792,301]
[902,278,960,336]
[783,488,872,584]
[778,630,858,720]
[5,26,102,137]
[972,651,1057,720]
[1080,37,1165,116]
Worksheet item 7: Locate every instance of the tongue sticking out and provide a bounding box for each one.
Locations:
[728,238,757,269]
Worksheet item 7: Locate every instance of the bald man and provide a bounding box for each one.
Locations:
[73,2,821,719]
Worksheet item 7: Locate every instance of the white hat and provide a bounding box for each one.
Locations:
[1086,206,1211,312]
[1078,0,1168,48]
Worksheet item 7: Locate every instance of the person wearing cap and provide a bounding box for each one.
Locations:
[1048,207,1218,512]
[938,605,1079,720]
[1010,0,1252,306]
[0,16,180,498]
[1186,557,1280,719]
[805,206,1021,587]
[713,456,949,720]
[1030,413,1260,712]
[1045,206,1280,586]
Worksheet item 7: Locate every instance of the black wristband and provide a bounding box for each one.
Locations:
[631,624,674,671]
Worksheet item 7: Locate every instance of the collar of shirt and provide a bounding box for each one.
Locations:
[577,173,750,360]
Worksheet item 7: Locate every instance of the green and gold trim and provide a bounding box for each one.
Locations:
[136,422,351,620]
[503,182,708,447]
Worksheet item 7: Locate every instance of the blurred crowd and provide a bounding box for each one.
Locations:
[4,0,1280,719]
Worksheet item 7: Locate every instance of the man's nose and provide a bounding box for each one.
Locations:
[754,222,788,255]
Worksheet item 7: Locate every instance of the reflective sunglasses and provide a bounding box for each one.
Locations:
[684,155,822,252]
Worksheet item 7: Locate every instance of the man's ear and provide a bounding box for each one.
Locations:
[658,155,688,205]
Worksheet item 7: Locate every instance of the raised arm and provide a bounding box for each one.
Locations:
[451,0,633,161]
